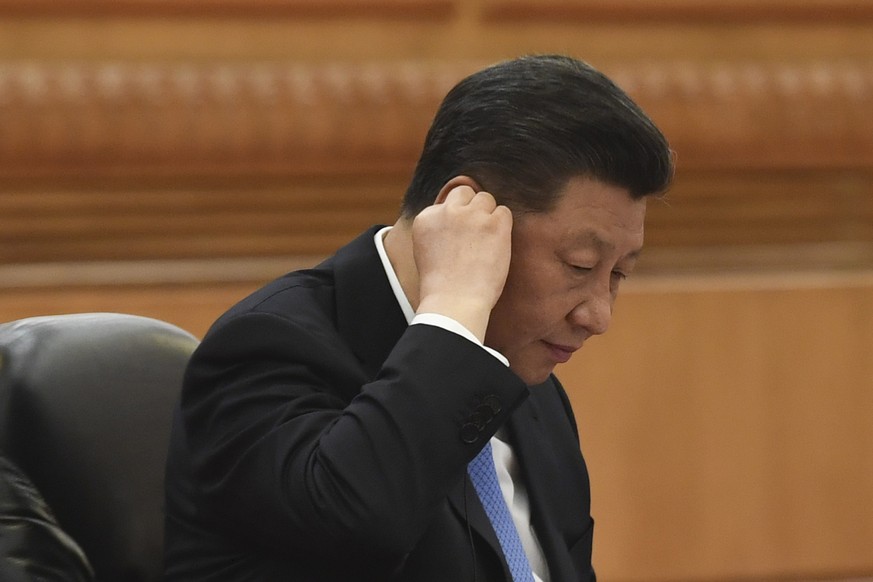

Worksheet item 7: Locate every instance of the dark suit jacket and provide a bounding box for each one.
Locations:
[163,227,595,581]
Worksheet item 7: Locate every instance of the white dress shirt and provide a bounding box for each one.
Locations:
[374,227,550,582]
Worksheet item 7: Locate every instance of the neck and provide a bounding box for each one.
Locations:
[383,219,421,311]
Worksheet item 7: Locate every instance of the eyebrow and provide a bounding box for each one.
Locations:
[575,230,643,262]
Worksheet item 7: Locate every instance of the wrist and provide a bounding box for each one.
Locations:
[416,295,491,343]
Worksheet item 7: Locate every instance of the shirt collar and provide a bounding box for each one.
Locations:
[374,226,415,325]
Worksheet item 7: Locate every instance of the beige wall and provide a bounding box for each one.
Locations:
[564,272,873,581]
[1,1,872,580]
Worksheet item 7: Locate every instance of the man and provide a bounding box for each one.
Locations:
[163,54,673,581]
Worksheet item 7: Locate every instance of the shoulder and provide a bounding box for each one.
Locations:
[198,257,339,347]
[225,264,336,325]
[195,269,347,365]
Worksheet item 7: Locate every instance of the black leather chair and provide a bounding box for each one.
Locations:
[0,453,95,581]
[0,313,199,582]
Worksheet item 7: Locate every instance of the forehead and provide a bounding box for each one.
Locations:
[516,177,647,252]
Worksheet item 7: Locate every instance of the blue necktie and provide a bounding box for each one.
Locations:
[467,442,535,582]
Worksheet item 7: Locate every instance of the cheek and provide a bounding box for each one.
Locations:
[490,257,570,336]
[494,275,542,321]
[494,280,563,333]
[502,255,559,300]
[486,284,540,350]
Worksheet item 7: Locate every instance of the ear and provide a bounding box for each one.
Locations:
[433,175,484,205]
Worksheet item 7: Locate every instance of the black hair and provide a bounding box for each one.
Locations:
[400,54,674,217]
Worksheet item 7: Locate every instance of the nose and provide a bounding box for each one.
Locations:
[568,286,613,336]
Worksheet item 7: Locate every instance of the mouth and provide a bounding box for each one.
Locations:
[542,341,580,364]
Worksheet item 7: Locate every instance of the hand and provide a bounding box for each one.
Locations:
[412,185,513,342]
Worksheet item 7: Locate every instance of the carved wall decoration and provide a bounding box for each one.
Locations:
[2,60,873,177]
[0,61,466,177]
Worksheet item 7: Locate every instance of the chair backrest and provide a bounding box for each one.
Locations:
[0,313,199,582]
[0,453,95,581]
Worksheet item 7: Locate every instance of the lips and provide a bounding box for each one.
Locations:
[542,341,580,363]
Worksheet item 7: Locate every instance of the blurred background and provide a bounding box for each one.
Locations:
[0,1,871,580]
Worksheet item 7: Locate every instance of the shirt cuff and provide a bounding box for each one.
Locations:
[411,313,510,367]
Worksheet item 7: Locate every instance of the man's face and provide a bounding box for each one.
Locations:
[484,177,647,385]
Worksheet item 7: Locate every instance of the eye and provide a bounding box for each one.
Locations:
[567,263,594,274]
[611,269,628,281]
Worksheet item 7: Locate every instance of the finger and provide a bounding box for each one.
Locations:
[467,190,498,211]
[493,203,513,222]
[443,185,477,205]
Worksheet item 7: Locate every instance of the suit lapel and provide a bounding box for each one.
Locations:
[446,472,513,580]
[443,396,552,581]
[331,226,409,380]
[445,392,571,582]
[506,379,591,582]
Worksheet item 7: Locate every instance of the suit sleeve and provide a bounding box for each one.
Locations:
[180,309,528,560]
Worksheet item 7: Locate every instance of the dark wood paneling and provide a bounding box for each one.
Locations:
[0,0,454,18]
[0,178,403,263]
[483,0,873,22]
[646,170,873,248]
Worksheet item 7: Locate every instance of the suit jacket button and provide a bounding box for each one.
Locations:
[460,423,480,444]
[482,395,502,414]
[474,405,495,425]
[469,411,487,430]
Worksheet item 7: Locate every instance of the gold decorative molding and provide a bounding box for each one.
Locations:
[0,0,454,18]
[483,0,873,22]
[607,60,873,170]
[2,60,873,178]
[0,61,470,178]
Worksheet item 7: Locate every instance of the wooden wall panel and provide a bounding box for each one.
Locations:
[560,272,873,581]
[0,178,404,263]
[0,282,262,339]
[0,0,454,18]
[4,0,873,21]
[646,171,873,248]
[483,0,873,22]
[4,170,872,267]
